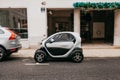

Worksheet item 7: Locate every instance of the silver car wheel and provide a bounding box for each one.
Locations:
[36,53,45,62]
[73,52,82,62]
[71,50,83,63]
[34,50,47,63]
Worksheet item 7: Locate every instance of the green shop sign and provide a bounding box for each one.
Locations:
[73,2,120,9]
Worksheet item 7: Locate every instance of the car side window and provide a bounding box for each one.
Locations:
[53,33,75,42]
[0,29,4,34]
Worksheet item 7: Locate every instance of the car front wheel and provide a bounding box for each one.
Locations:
[34,50,47,63]
[71,50,84,63]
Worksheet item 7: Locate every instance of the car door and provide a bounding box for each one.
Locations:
[45,33,75,56]
[0,29,6,45]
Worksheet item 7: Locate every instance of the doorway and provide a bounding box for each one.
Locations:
[81,10,114,44]
[47,9,73,36]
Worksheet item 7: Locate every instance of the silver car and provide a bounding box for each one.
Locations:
[0,26,22,61]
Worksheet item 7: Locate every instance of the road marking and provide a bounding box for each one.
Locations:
[22,59,30,62]
[25,63,49,66]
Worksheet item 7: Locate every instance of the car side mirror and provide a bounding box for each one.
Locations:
[50,38,55,43]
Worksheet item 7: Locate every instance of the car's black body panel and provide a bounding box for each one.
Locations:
[38,47,83,58]
[68,48,83,57]
[46,47,69,56]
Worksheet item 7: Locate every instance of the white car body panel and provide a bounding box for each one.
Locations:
[46,42,74,49]
[42,32,82,58]
[0,26,21,51]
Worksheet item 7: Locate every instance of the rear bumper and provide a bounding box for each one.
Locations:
[7,45,22,54]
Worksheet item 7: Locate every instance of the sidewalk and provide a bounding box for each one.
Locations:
[12,47,120,58]
[11,42,120,58]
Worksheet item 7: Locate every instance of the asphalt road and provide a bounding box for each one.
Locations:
[0,57,120,80]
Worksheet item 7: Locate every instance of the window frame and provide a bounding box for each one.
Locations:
[50,33,75,42]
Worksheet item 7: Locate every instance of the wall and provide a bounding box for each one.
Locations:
[0,0,118,48]
[0,0,47,48]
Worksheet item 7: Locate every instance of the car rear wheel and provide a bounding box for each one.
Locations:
[0,47,6,61]
[71,50,84,63]
[34,50,47,63]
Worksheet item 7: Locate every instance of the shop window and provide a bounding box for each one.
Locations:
[0,8,28,38]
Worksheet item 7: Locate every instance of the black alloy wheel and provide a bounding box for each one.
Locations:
[71,50,84,63]
[34,50,47,63]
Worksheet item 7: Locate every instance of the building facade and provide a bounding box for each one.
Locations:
[0,0,120,48]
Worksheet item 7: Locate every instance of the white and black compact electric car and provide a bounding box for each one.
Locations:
[34,32,84,63]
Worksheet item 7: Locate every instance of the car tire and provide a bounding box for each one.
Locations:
[71,50,84,63]
[0,47,6,61]
[34,50,47,63]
